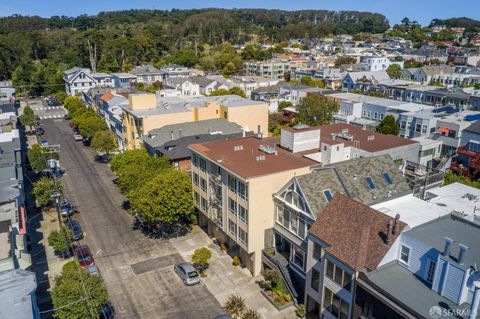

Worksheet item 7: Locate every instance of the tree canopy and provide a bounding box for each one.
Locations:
[296,94,339,126]
[386,64,402,79]
[91,130,118,154]
[51,261,108,319]
[28,144,59,172]
[19,105,39,127]
[210,87,246,98]
[128,169,194,225]
[33,177,58,207]
[375,115,399,136]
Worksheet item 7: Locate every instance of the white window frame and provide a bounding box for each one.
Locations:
[399,244,411,266]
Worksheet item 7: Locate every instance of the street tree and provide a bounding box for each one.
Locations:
[91,130,117,155]
[77,115,108,139]
[48,227,73,257]
[64,96,84,113]
[223,295,247,319]
[19,105,39,128]
[386,64,402,79]
[128,169,194,225]
[110,149,153,174]
[375,115,399,135]
[28,144,59,172]
[51,261,108,319]
[32,177,58,207]
[296,94,339,126]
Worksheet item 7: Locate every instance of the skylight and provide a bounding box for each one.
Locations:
[323,190,333,202]
[365,176,376,190]
[383,172,394,185]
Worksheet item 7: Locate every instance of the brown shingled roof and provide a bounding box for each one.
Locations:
[309,193,406,271]
[189,136,315,179]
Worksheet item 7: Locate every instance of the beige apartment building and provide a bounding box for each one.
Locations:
[122,93,269,150]
[189,136,315,276]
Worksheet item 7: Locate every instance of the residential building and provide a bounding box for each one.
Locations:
[99,92,129,151]
[189,136,315,275]
[163,78,200,97]
[130,65,164,84]
[159,64,190,80]
[243,60,290,80]
[279,86,335,106]
[360,56,404,72]
[63,67,96,96]
[189,76,227,96]
[411,136,443,168]
[342,71,391,92]
[304,194,406,318]
[411,65,454,84]
[432,111,477,156]
[111,73,137,89]
[92,73,115,89]
[0,269,40,319]
[121,94,269,150]
[142,119,248,170]
[0,81,15,104]
[268,155,411,303]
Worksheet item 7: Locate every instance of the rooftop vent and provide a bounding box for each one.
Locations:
[367,135,375,141]
[258,145,278,155]
[462,193,479,202]
[256,155,266,161]
[293,124,309,130]
[233,145,243,151]
[332,131,354,141]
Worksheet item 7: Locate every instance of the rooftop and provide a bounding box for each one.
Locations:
[0,269,37,319]
[189,136,315,179]
[309,193,406,271]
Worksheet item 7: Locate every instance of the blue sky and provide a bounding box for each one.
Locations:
[1,0,479,25]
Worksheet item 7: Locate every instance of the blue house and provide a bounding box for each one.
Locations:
[111,73,137,89]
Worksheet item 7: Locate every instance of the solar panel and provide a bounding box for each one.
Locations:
[365,177,376,189]
[323,190,333,202]
[383,172,394,185]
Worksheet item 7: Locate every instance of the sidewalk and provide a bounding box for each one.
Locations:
[170,226,297,319]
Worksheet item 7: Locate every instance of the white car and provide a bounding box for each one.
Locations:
[73,133,83,141]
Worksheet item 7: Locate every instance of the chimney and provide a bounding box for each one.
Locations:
[386,220,393,244]
[170,130,174,140]
[444,237,454,256]
[392,214,400,235]
[458,244,469,265]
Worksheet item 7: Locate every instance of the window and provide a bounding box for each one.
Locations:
[380,113,385,120]
[228,219,237,236]
[400,121,406,129]
[200,197,207,211]
[373,112,378,120]
[290,211,299,234]
[365,176,376,189]
[228,175,237,192]
[448,130,456,138]
[311,268,320,292]
[400,245,410,264]
[276,206,284,225]
[228,198,237,215]
[326,260,335,279]
[383,172,393,185]
[292,247,305,270]
[238,206,248,223]
[192,153,198,167]
[238,182,248,200]
[422,125,428,134]
[194,192,200,205]
[324,287,349,319]
[415,124,422,133]
[426,260,436,283]
[323,190,333,202]
[193,173,199,186]
[238,228,248,245]
[200,178,207,192]
[313,243,322,260]
[199,157,207,172]
[326,260,351,291]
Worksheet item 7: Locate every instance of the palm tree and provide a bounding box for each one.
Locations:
[241,309,262,319]
[223,295,247,319]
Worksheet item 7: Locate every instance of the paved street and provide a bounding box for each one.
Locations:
[28,98,67,120]
[39,117,222,319]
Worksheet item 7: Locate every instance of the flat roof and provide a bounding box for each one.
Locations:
[189,136,315,179]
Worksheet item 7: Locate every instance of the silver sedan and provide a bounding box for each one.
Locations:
[174,262,200,286]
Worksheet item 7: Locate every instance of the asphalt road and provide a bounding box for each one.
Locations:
[29,98,67,120]
[40,118,222,319]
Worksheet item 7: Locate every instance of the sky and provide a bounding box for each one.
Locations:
[0,0,479,25]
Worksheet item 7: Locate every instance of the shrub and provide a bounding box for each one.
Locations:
[232,256,241,266]
[192,247,212,272]
[296,304,306,318]
[263,269,280,288]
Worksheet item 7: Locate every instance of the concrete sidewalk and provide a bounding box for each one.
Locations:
[170,227,297,319]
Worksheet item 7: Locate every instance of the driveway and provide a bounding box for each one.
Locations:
[171,227,297,319]
[38,118,222,319]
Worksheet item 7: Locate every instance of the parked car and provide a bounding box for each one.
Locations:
[40,140,48,146]
[37,127,45,135]
[99,302,115,319]
[174,262,200,285]
[75,245,95,269]
[73,133,83,141]
[87,264,100,276]
[215,316,233,319]
[66,219,83,241]
[59,200,74,217]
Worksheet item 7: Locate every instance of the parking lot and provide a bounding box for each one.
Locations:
[37,117,222,319]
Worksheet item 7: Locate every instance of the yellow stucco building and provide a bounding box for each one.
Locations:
[122,93,269,150]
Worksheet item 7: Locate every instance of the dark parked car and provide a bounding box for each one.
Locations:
[66,219,83,241]
[99,302,115,319]
[36,127,45,135]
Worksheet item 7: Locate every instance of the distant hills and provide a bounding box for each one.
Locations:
[430,17,480,31]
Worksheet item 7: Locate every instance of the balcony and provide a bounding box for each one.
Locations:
[457,146,479,159]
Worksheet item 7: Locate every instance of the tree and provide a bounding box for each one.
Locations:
[128,169,194,224]
[223,295,247,319]
[91,130,117,155]
[191,247,212,273]
[19,105,39,128]
[48,227,73,257]
[51,261,108,319]
[278,101,292,112]
[33,177,57,207]
[386,64,402,79]
[210,87,246,98]
[110,149,153,174]
[334,56,357,67]
[77,115,108,139]
[443,171,480,188]
[56,91,68,104]
[375,115,399,136]
[296,94,339,126]
[28,144,59,172]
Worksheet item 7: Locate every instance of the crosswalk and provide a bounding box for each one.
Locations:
[39,114,65,120]
[32,106,61,111]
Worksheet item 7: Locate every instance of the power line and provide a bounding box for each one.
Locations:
[38,297,87,314]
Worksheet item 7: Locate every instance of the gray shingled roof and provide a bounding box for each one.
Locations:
[463,120,480,134]
[0,269,37,319]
